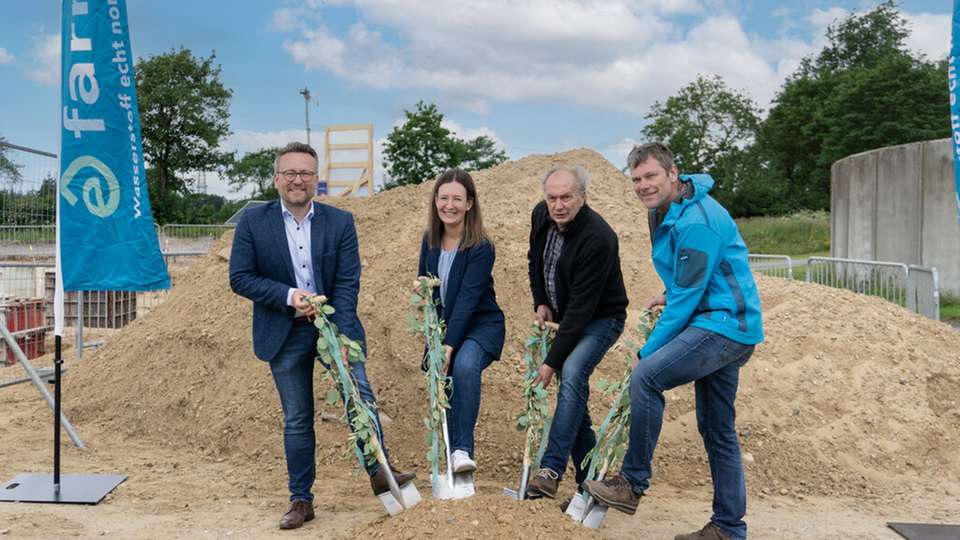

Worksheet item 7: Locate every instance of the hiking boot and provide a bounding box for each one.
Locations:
[581,474,642,515]
[525,467,560,499]
[451,450,477,473]
[674,522,732,540]
[279,500,315,529]
[370,464,416,496]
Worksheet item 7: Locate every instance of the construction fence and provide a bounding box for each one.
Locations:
[747,253,940,321]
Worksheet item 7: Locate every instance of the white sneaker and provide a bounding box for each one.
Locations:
[451,450,477,473]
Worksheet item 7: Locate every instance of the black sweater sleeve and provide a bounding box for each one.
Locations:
[527,203,550,311]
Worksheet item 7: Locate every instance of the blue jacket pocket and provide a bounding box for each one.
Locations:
[675,247,708,288]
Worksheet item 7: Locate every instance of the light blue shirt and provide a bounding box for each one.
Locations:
[280,201,316,307]
[438,247,457,307]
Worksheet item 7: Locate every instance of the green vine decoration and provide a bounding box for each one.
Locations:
[514,322,556,468]
[307,295,380,467]
[580,308,660,481]
[408,276,450,486]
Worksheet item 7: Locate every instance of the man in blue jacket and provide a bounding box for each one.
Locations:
[229,142,413,530]
[582,143,763,540]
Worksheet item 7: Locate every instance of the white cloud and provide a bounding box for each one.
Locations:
[0,47,14,64]
[602,137,641,171]
[279,1,793,113]
[903,12,950,61]
[221,129,314,156]
[806,7,848,29]
[271,8,304,31]
[279,1,952,117]
[441,119,508,155]
[28,33,59,86]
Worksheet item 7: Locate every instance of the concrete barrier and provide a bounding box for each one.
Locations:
[832,139,960,297]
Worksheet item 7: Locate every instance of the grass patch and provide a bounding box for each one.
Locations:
[737,210,830,256]
[941,294,960,321]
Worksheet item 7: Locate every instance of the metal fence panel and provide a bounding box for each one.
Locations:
[747,254,794,279]
[907,265,940,321]
[804,257,943,320]
[160,224,234,253]
[0,142,57,260]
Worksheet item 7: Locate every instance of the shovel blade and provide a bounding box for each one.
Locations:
[451,471,475,499]
[501,487,522,500]
[564,492,608,529]
[377,491,405,516]
[564,492,589,521]
[432,472,474,500]
[377,479,422,515]
[581,502,609,529]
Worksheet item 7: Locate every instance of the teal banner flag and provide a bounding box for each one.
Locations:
[59,0,169,291]
[951,0,960,224]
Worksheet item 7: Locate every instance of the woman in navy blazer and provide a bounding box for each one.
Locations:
[418,168,505,474]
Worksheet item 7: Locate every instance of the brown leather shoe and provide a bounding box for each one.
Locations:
[674,522,732,540]
[582,474,642,515]
[279,500,315,530]
[370,464,416,496]
[525,467,560,499]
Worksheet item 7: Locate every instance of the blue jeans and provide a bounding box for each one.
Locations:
[539,317,624,485]
[621,326,754,540]
[447,339,494,458]
[269,323,387,502]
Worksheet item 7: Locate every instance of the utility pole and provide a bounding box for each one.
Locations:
[299,87,312,146]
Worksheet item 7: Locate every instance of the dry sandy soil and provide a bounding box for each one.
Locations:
[1,149,958,539]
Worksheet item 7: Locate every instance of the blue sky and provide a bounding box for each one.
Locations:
[0,0,951,198]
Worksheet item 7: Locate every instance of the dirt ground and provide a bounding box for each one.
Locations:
[1,149,959,538]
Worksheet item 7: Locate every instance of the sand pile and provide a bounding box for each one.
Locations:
[65,148,960,512]
[346,494,605,539]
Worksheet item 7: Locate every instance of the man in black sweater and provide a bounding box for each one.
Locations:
[525,165,628,500]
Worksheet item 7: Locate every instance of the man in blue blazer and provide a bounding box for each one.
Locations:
[229,142,414,530]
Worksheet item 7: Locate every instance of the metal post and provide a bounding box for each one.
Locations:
[75,291,83,360]
[0,322,84,448]
[299,87,312,146]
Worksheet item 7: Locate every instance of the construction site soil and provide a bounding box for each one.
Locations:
[1,149,958,538]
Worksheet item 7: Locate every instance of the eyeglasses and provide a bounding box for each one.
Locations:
[279,170,317,181]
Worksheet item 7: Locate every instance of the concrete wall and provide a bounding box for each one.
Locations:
[831,138,960,296]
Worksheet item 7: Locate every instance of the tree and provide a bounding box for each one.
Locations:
[225,147,278,199]
[458,135,508,171]
[0,137,21,181]
[641,74,764,215]
[383,101,459,188]
[759,1,949,211]
[382,101,508,188]
[136,48,233,220]
[814,0,909,73]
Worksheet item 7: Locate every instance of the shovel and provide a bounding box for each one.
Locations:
[432,409,475,500]
[368,433,423,515]
[327,331,422,515]
[502,416,551,500]
[564,425,623,528]
[504,321,558,500]
[564,484,609,529]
